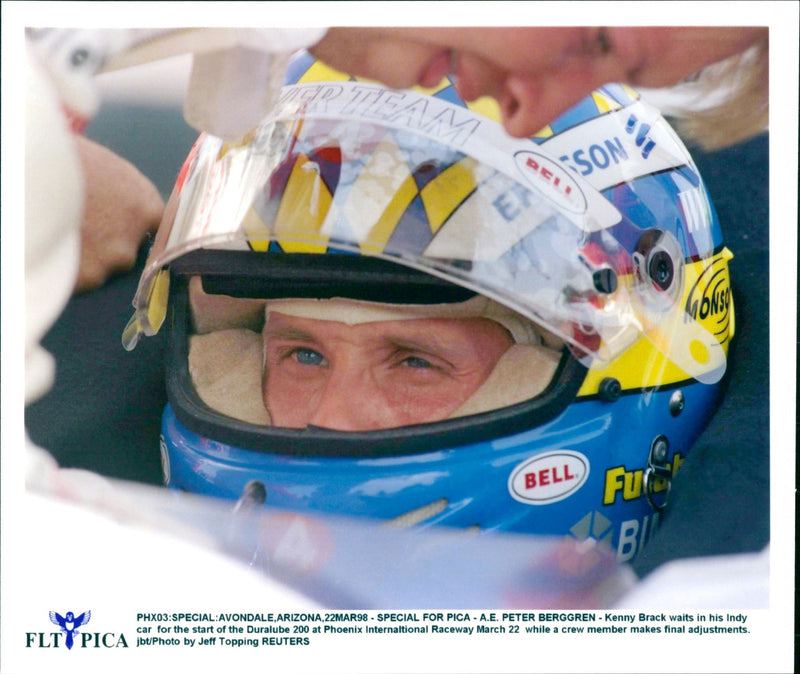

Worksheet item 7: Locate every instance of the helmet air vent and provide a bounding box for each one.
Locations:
[384,499,448,528]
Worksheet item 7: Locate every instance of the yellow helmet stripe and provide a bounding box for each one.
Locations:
[361,172,420,253]
[297,59,351,84]
[591,90,623,114]
[421,157,479,234]
[274,154,332,253]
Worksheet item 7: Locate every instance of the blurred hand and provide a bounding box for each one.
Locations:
[74,136,164,292]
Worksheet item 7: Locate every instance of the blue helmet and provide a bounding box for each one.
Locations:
[125,52,734,562]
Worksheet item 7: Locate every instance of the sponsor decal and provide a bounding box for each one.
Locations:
[540,104,686,192]
[616,513,661,563]
[258,513,334,574]
[602,453,683,505]
[26,610,128,650]
[558,136,632,176]
[684,252,733,342]
[569,510,662,562]
[513,150,587,214]
[508,450,589,505]
[677,186,710,234]
[278,82,483,147]
[569,510,614,547]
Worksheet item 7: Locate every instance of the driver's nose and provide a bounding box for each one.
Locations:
[307,365,390,431]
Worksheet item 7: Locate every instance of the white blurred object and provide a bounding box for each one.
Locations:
[104,28,328,139]
[95,54,191,105]
[22,32,317,611]
[24,44,85,404]
[26,28,128,132]
[615,547,769,609]
[27,27,328,138]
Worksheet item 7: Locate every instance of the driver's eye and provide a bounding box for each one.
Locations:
[402,356,432,369]
[294,348,325,366]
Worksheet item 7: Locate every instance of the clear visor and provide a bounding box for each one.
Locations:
[124,81,725,384]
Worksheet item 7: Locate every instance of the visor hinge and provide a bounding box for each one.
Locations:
[643,434,672,512]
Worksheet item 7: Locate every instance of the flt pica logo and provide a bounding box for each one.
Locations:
[26,609,129,650]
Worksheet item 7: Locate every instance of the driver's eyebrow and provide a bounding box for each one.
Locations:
[379,326,464,361]
[383,333,449,355]
[263,324,317,343]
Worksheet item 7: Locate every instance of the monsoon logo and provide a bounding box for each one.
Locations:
[684,252,733,343]
[26,609,129,650]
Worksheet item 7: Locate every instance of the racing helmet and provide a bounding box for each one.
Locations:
[124,52,735,562]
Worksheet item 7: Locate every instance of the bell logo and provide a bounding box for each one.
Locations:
[514,150,588,214]
[508,450,590,505]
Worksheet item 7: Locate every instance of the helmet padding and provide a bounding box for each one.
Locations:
[188,328,270,425]
[264,296,545,346]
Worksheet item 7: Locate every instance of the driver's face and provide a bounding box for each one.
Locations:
[263,311,513,431]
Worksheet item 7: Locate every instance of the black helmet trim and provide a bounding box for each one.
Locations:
[165,271,588,458]
[171,249,478,305]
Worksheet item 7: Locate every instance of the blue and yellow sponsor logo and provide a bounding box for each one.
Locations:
[602,453,683,506]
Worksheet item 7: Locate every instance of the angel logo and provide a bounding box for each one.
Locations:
[49,610,91,650]
[26,609,128,650]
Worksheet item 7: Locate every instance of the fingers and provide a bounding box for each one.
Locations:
[74,136,164,292]
[310,28,443,90]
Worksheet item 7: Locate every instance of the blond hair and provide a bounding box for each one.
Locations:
[671,35,769,151]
